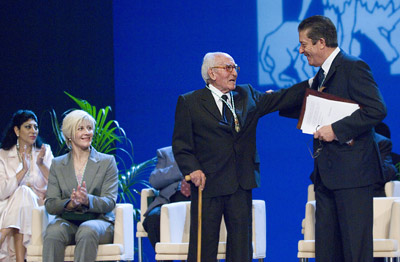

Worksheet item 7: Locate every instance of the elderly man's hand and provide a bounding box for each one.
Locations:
[189,170,206,191]
[314,124,336,142]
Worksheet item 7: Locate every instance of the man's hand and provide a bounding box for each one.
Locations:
[314,124,336,142]
[189,170,206,191]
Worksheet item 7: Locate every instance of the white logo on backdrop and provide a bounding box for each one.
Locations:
[257,0,400,88]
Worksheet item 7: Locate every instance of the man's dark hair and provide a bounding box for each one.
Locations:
[298,15,338,48]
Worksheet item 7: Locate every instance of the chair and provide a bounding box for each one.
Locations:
[136,188,155,262]
[301,184,315,235]
[385,181,400,197]
[155,200,266,261]
[298,197,400,262]
[297,200,316,262]
[26,203,134,262]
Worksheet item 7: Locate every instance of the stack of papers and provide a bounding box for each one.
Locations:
[297,89,360,135]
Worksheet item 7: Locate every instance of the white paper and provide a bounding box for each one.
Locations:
[301,94,360,134]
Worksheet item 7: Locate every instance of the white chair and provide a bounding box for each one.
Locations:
[26,203,134,262]
[297,200,316,262]
[301,184,315,235]
[136,188,155,262]
[298,197,400,262]
[385,181,400,197]
[155,200,266,261]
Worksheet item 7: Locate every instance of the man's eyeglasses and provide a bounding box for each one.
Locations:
[211,64,240,73]
[308,139,323,159]
[307,125,323,158]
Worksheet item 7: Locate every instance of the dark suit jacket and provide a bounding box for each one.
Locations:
[144,146,183,216]
[375,133,398,183]
[392,152,400,166]
[172,84,305,198]
[311,133,397,188]
[310,51,387,190]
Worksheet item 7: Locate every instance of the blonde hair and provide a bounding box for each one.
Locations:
[61,110,96,149]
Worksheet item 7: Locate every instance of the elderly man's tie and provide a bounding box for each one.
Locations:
[221,94,233,124]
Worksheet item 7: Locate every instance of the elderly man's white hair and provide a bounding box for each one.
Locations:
[201,52,234,84]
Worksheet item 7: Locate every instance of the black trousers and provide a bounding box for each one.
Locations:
[188,186,253,262]
[315,182,374,262]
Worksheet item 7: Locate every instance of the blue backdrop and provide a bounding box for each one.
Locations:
[113,1,400,261]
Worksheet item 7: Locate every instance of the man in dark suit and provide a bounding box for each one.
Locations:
[142,146,190,255]
[373,133,398,197]
[375,122,400,166]
[294,15,387,261]
[172,52,305,262]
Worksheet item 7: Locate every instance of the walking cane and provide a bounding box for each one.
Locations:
[185,175,202,262]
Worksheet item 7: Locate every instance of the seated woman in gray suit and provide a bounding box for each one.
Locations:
[42,110,118,262]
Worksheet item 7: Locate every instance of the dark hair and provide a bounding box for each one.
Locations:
[298,15,338,48]
[0,110,43,150]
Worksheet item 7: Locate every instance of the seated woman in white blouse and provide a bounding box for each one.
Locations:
[0,110,53,262]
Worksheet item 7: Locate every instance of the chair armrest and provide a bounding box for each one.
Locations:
[389,199,400,241]
[30,206,47,246]
[304,201,316,240]
[307,184,315,202]
[385,181,400,197]
[160,201,190,243]
[114,203,134,257]
[252,200,266,258]
[140,188,155,222]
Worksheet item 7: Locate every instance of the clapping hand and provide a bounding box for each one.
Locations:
[36,144,46,166]
[21,145,31,174]
[70,181,89,208]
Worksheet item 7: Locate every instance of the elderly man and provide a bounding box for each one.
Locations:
[172,51,304,262]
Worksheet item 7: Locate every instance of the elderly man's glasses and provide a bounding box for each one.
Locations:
[211,64,240,73]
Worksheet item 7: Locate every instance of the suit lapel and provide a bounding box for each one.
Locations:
[60,153,78,192]
[199,86,247,136]
[200,87,223,122]
[232,89,245,128]
[83,148,101,193]
[322,51,343,92]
